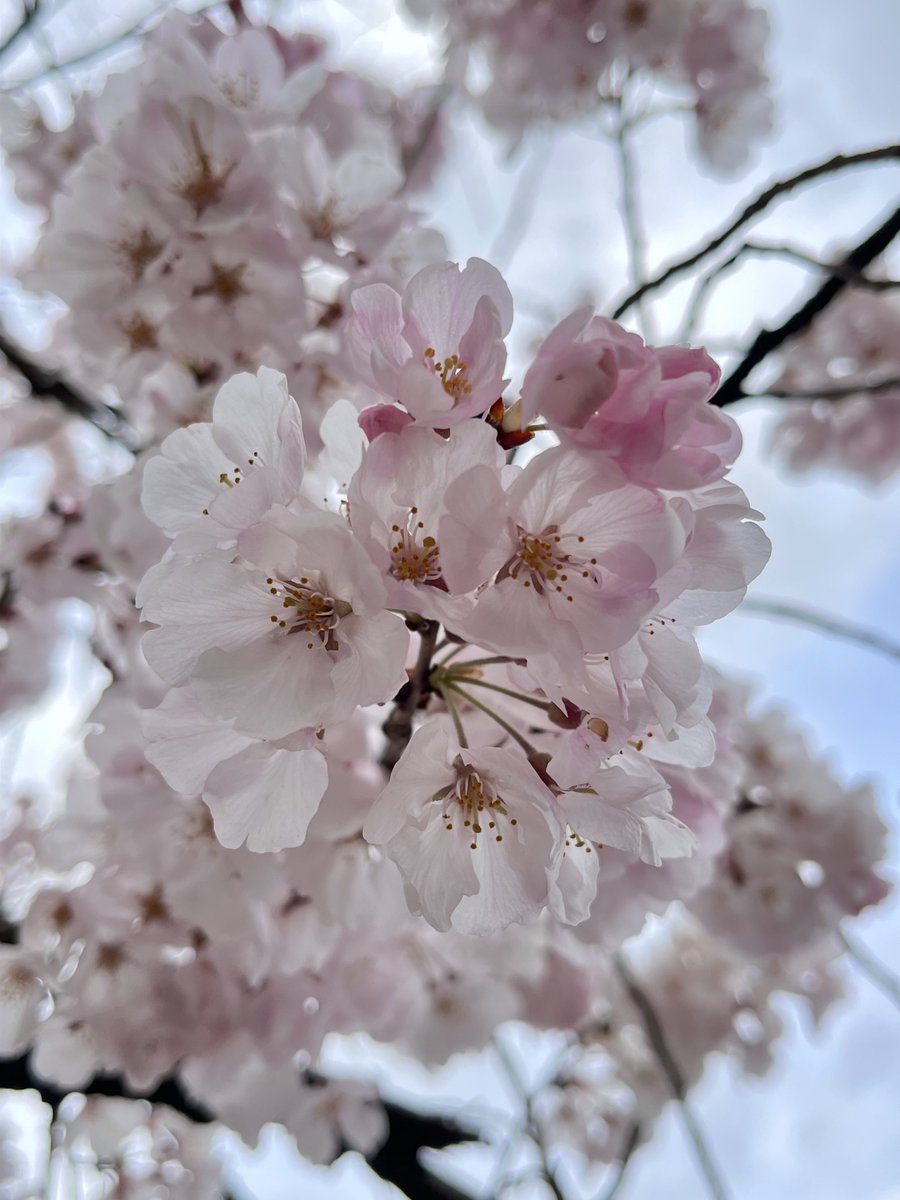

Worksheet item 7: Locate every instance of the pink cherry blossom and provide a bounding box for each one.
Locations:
[346,256,513,426]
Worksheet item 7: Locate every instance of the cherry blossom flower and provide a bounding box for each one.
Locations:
[364,721,564,934]
[347,257,513,426]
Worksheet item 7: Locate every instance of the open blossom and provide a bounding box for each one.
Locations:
[347,418,507,621]
[138,506,409,736]
[141,366,306,548]
[143,688,328,852]
[364,721,563,935]
[346,257,513,426]
[442,446,686,669]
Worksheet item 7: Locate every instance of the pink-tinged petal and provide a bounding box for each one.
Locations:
[331,610,410,709]
[402,257,513,356]
[142,687,254,795]
[142,424,233,537]
[439,464,514,594]
[139,556,274,685]
[192,633,341,737]
[204,739,328,851]
[211,367,293,467]
[347,282,408,384]
[357,404,414,441]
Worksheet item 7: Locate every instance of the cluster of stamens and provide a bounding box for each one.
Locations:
[433,763,518,850]
[116,226,164,281]
[266,574,348,650]
[424,346,473,400]
[564,828,599,853]
[121,312,159,353]
[390,506,442,584]
[500,524,599,602]
[200,451,260,513]
[176,120,237,217]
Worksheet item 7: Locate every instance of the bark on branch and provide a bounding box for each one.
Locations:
[712,202,900,407]
[611,144,900,320]
[0,329,139,450]
[0,1052,476,1200]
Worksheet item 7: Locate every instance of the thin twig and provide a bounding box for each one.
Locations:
[614,953,730,1200]
[492,1034,567,1200]
[680,239,898,341]
[446,683,538,755]
[713,202,900,407]
[739,596,900,664]
[438,684,469,748]
[380,619,439,771]
[757,378,900,401]
[448,675,551,711]
[838,927,900,1012]
[613,100,653,341]
[0,328,139,449]
[3,0,221,91]
[611,144,900,320]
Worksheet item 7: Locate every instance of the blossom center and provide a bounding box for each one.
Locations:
[424,347,473,401]
[266,574,351,649]
[177,120,237,216]
[390,506,442,584]
[434,762,519,850]
[501,524,599,602]
[117,226,164,280]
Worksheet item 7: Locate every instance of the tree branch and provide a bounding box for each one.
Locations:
[838,928,900,1012]
[743,596,900,661]
[753,378,900,401]
[611,144,900,320]
[613,98,653,341]
[0,1053,477,1200]
[713,202,900,407]
[380,619,439,772]
[681,238,900,341]
[492,1033,567,1200]
[0,329,138,450]
[614,954,730,1200]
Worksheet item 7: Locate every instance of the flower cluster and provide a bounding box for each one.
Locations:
[0,5,890,1197]
[770,287,900,483]
[133,253,772,939]
[9,10,442,442]
[405,0,773,170]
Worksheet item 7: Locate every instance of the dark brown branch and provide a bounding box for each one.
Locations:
[380,619,439,771]
[756,378,900,400]
[0,1,41,65]
[0,1053,476,1200]
[611,144,900,320]
[712,203,900,407]
[0,329,138,450]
